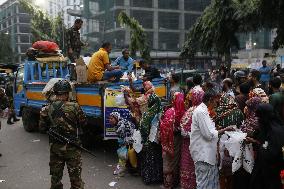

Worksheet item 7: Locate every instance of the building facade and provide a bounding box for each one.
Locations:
[0,0,31,63]
[78,0,210,52]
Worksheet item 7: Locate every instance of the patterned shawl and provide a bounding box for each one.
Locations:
[180,89,205,138]
[160,92,185,157]
[139,93,162,144]
[110,112,135,145]
[249,88,269,103]
[214,93,244,128]
[126,81,155,124]
[240,97,262,137]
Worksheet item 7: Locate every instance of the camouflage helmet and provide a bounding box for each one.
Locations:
[53,80,71,94]
[234,70,246,79]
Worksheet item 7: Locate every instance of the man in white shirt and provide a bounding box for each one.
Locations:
[190,89,234,189]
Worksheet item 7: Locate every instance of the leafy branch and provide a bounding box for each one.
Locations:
[118,11,151,62]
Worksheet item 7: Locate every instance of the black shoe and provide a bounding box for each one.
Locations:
[7,120,14,125]
[0,153,2,157]
[13,118,20,122]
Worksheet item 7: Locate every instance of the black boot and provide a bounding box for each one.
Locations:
[13,116,20,122]
[12,112,20,122]
[7,117,14,125]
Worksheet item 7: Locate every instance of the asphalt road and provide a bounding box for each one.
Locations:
[0,118,160,189]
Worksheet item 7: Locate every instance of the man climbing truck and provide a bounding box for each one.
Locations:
[13,54,169,140]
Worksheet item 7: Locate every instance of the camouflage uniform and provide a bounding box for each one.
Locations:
[66,26,84,62]
[39,100,87,189]
[5,81,19,124]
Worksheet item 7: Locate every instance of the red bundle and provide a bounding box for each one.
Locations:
[32,41,59,53]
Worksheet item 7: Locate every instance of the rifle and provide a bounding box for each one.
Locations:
[48,128,96,157]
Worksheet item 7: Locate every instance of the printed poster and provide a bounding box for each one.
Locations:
[104,88,132,140]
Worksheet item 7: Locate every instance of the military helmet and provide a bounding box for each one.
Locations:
[53,80,71,94]
[234,70,246,79]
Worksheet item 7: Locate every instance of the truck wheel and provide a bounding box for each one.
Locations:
[22,107,39,132]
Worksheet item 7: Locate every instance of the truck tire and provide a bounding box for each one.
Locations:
[22,107,39,132]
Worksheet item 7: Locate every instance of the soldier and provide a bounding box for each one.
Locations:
[66,19,86,63]
[5,78,20,125]
[39,80,87,189]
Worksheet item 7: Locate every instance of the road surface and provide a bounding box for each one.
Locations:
[0,118,161,189]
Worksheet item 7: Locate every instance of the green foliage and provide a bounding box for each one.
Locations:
[118,12,151,62]
[0,33,13,63]
[19,0,66,50]
[182,0,284,59]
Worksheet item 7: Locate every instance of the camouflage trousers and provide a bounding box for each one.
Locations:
[49,143,84,189]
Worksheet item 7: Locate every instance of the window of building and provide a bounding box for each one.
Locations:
[184,0,211,11]
[158,12,179,30]
[18,25,31,33]
[19,15,30,23]
[159,32,179,51]
[131,0,153,8]
[115,0,124,6]
[146,31,154,49]
[19,35,29,43]
[20,44,30,54]
[158,0,179,10]
[184,13,199,30]
[131,10,153,29]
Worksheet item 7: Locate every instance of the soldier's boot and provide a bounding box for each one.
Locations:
[70,178,84,189]
[7,117,14,125]
[13,115,20,122]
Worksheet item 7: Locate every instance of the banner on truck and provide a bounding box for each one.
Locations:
[104,88,132,140]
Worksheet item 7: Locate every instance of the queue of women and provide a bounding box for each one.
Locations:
[108,69,284,189]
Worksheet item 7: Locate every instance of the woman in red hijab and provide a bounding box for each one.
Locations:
[160,92,185,189]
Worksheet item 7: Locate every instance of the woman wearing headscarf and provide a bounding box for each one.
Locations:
[240,97,262,137]
[214,93,244,189]
[180,89,204,189]
[123,81,155,124]
[138,82,163,185]
[248,104,284,189]
[109,112,135,176]
[232,97,262,189]
[214,94,244,129]
[160,92,185,188]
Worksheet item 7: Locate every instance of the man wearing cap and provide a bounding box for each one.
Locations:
[113,49,134,74]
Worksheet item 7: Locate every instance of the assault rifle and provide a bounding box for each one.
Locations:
[48,128,96,157]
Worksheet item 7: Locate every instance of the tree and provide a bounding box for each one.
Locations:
[0,33,13,63]
[182,0,284,64]
[118,11,151,62]
[19,0,66,51]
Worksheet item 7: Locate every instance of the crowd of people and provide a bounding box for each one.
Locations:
[108,64,284,189]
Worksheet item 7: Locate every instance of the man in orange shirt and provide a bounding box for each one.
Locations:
[87,42,122,82]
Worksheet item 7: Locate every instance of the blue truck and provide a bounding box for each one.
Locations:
[13,57,169,139]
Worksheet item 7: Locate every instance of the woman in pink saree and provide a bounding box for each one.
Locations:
[179,88,204,189]
[160,92,185,189]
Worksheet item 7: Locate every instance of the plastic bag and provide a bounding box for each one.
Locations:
[132,129,143,153]
[128,146,137,168]
[117,146,128,160]
[115,93,126,106]
[42,78,62,96]
[149,113,161,143]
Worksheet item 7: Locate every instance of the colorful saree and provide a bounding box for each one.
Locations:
[139,91,163,184]
[160,92,185,188]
